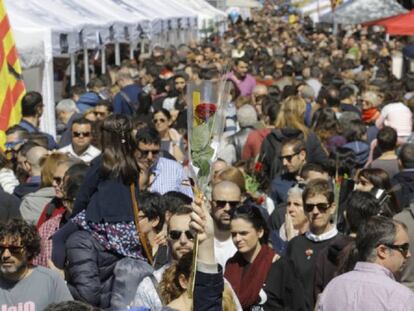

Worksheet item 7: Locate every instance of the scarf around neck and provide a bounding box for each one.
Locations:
[224,244,275,310]
[362,107,380,124]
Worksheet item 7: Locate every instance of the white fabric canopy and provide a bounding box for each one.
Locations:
[295,0,352,23]
[5,0,223,138]
[226,0,262,8]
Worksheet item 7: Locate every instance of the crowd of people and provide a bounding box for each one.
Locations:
[1,0,414,310]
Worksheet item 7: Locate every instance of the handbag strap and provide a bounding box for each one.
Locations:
[130,183,154,265]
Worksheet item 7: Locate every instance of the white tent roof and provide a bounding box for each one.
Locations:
[226,0,262,8]
[4,0,205,139]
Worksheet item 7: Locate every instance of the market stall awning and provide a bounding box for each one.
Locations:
[319,0,407,25]
[366,10,414,36]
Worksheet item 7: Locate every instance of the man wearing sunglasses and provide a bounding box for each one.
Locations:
[59,118,100,163]
[317,216,414,310]
[394,201,414,291]
[271,138,307,206]
[211,181,242,269]
[0,219,72,310]
[287,178,342,309]
[154,205,194,282]
[135,127,192,198]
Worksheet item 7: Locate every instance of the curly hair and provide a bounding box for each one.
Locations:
[158,251,192,304]
[0,219,41,261]
[158,251,238,311]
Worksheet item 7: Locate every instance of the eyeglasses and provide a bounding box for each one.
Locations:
[0,244,24,256]
[153,118,167,124]
[213,200,240,209]
[169,230,194,241]
[73,131,91,138]
[279,151,300,162]
[137,148,160,159]
[53,176,63,186]
[384,243,410,257]
[304,202,331,213]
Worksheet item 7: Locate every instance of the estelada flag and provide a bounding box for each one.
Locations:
[0,0,25,149]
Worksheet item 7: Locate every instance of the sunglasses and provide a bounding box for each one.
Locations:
[214,200,239,209]
[5,140,25,150]
[153,118,167,124]
[304,202,331,213]
[384,243,410,257]
[137,148,160,159]
[0,244,24,256]
[73,131,91,138]
[53,176,63,186]
[279,151,300,162]
[169,230,194,241]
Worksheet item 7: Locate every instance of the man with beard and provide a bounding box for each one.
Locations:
[154,205,194,281]
[0,219,72,310]
[211,181,242,268]
[226,57,256,97]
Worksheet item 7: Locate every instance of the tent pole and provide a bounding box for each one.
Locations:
[101,46,106,75]
[386,33,390,42]
[115,42,121,66]
[70,53,76,86]
[129,42,134,60]
[83,48,90,85]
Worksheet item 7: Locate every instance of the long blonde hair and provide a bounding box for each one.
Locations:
[274,95,309,138]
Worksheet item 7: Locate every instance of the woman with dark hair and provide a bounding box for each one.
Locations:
[162,74,188,132]
[133,91,154,125]
[64,115,155,308]
[225,203,305,310]
[355,168,400,214]
[312,107,346,154]
[152,108,185,162]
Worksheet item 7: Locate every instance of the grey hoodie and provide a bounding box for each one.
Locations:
[19,187,55,224]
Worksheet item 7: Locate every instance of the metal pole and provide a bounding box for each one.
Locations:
[129,42,134,60]
[101,46,106,74]
[115,42,121,66]
[70,53,76,86]
[83,48,90,85]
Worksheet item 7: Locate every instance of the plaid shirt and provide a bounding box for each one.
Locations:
[33,214,63,267]
[149,157,193,198]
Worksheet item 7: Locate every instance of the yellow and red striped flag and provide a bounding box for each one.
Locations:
[0,0,25,149]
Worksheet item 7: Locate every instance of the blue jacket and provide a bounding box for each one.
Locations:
[113,84,141,115]
[76,92,101,113]
[343,140,369,167]
[18,120,58,150]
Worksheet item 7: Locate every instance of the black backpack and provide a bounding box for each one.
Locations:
[259,128,304,181]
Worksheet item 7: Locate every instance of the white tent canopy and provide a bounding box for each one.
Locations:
[176,0,227,34]
[5,0,221,138]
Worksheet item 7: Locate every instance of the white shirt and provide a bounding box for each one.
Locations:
[59,144,101,163]
[214,236,237,269]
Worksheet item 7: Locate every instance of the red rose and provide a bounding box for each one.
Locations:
[255,162,263,172]
[195,103,217,121]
